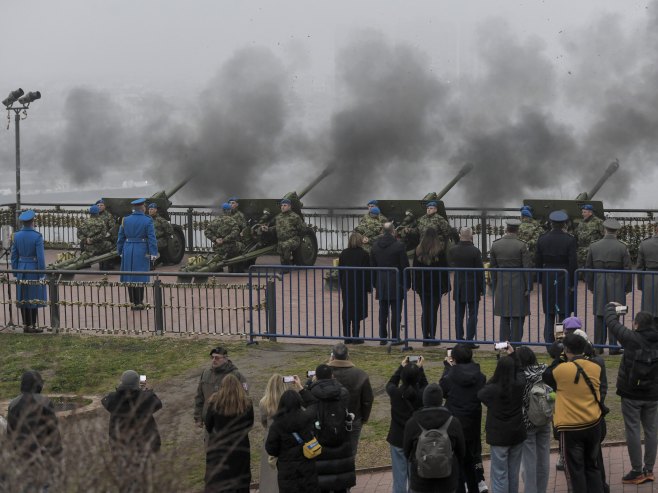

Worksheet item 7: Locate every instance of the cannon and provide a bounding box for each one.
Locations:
[179,166,333,281]
[522,159,619,226]
[47,177,191,274]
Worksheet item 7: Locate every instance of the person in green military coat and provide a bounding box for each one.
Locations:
[96,199,116,233]
[78,205,113,256]
[228,197,247,233]
[205,203,242,260]
[575,204,604,268]
[261,198,306,265]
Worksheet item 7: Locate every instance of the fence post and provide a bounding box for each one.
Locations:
[153,278,164,335]
[266,279,277,341]
[48,276,60,332]
[480,210,489,259]
[186,208,195,252]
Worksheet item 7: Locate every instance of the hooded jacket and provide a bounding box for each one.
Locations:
[193,360,247,422]
[439,362,486,417]
[605,304,658,400]
[101,388,162,453]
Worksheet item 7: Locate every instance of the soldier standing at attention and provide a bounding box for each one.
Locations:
[205,203,242,261]
[575,204,604,268]
[96,199,116,233]
[147,203,174,255]
[117,198,158,309]
[415,201,453,248]
[78,205,113,256]
[354,205,385,251]
[261,198,306,265]
[489,219,532,343]
[637,222,658,325]
[586,218,631,354]
[227,197,247,233]
[518,206,544,265]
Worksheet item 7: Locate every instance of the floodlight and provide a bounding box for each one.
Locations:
[18,91,41,105]
[2,88,24,108]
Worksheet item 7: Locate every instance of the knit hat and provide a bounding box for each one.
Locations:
[423,383,444,407]
[118,370,140,390]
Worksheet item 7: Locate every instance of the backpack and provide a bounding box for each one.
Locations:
[627,347,658,390]
[527,381,554,427]
[316,399,348,447]
[414,415,453,479]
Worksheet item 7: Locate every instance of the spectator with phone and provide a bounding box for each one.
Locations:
[386,356,428,493]
[440,343,488,493]
[605,303,658,485]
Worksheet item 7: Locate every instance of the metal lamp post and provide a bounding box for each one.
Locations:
[3,88,41,227]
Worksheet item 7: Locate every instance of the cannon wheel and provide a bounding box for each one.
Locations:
[163,226,186,265]
[293,228,318,266]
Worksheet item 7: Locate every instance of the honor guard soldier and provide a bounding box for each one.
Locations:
[637,222,658,324]
[147,203,174,259]
[205,203,242,262]
[575,204,604,268]
[354,204,385,251]
[518,206,544,265]
[227,197,247,233]
[78,205,113,256]
[261,198,305,265]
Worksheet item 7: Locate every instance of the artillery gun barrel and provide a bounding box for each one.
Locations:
[162,175,193,199]
[436,163,473,200]
[297,165,334,200]
[585,159,619,200]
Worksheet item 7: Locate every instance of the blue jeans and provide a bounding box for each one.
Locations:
[490,443,523,493]
[455,300,478,340]
[521,424,551,493]
[390,444,407,493]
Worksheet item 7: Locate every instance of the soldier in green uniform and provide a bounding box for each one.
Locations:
[518,206,544,265]
[415,201,453,250]
[227,197,247,233]
[78,205,113,256]
[205,203,242,260]
[148,202,174,259]
[575,204,604,268]
[354,205,385,251]
[96,199,116,233]
[261,198,306,265]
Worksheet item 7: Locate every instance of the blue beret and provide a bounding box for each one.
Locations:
[370,207,380,215]
[89,205,100,215]
[426,201,438,208]
[19,210,35,222]
[549,210,569,222]
[131,198,146,205]
[521,208,533,218]
[581,204,594,211]
[95,199,104,205]
[227,197,239,202]
[148,203,158,209]
[221,202,231,210]
[280,198,292,205]
[367,200,378,206]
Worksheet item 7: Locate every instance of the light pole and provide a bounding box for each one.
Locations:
[3,88,41,227]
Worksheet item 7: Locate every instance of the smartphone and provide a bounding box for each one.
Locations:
[408,355,420,363]
[494,342,508,351]
[616,305,629,315]
[283,376,295,383]
[307,370,316,378]
[139,375,147,383]
[447,349,452,358]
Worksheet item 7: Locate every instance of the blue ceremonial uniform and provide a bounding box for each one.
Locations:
[117,210,158,283]
[11,225,47,330]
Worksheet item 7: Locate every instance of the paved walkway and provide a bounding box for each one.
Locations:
[349,444,655,493]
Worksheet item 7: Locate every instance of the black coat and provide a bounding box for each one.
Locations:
[440,362,486,417]
[386,365,428,447]
[477,375,527,447]
[371,233,409,300]
[412,253,451,298]
[448,241,485,302]
[265,408,320,493]
[204,404,254,493]
[403,407,466,493]
[338,246,372,322]
[101,388,162,454]
[535,229,577,314]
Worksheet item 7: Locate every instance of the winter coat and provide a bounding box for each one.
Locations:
[478,374,527,446]
[403,406,466,493]
[301,379,356,491]
[605,303,658,401]
[370,233,409,301]
[328,359,374,422]
[489,234,532,317]
[117,210,158,283]
[586,234,632,316]
[338,246,372,323]
[265,408,320,493]
[535,229,577,315]
[448,241,485,303]
[194,361,247,422]
[204,403,254,493]
[412,252,451,298]
[439,362,486,417]
[11,226,47,308]
[101,388,162,454]
[521,363,548,431]
[386,365,428,447]
[636,235,658,316]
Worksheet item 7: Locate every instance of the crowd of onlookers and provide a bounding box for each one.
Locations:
[4,299,658,492]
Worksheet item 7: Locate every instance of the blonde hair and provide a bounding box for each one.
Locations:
[348,232,364,249]
[259,373,290,419]
[208,374,251,416]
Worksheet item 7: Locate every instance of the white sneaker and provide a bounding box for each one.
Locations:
[478,480,489,493]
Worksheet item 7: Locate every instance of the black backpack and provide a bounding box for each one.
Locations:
[315,398,348,447]
[626,346,658,390]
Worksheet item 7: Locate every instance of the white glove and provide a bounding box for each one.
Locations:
[150,255,158,261]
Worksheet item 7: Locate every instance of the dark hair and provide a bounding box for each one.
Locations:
[315,364,333,380]
[451,344,472,364]
[400,364,422,401]
[332,343,349,361]
[415,228,442,265]
[488,356,516,401]
[563,333,587,355]
[515,346,537,368]
[275,389,303,417]
[209,346,228,357]
[635,311,654,329]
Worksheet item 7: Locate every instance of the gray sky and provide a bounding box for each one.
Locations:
[1,0,655,207]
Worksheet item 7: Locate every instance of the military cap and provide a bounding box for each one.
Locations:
[221,202,231,211]
[367,200,378,206]
[603,218,622,230]
[506,219,522,227]
[370,207,380,216]
[18,210,35,222]
[95,199,104,205]
[520,208,533,218]
[549,210,569,222]
[131,198,146,205]
[148,202,158,209]
[563,316,582,330]
[580,204,594,211]
[280,198,292,205]
[228,197,239,202]
[426,201,438,208]
[89,205,100,215]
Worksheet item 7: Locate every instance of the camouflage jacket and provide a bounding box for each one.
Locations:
[231,210,247,231]
[518,219,544,254]
[205,215,240,245]
[152,215,174,242]
[274,210,305,242]
[575,216,604,249]
[355,213,386,240]
[417,213,452,242]
[98,210,115,232]
[77,216,108,246]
